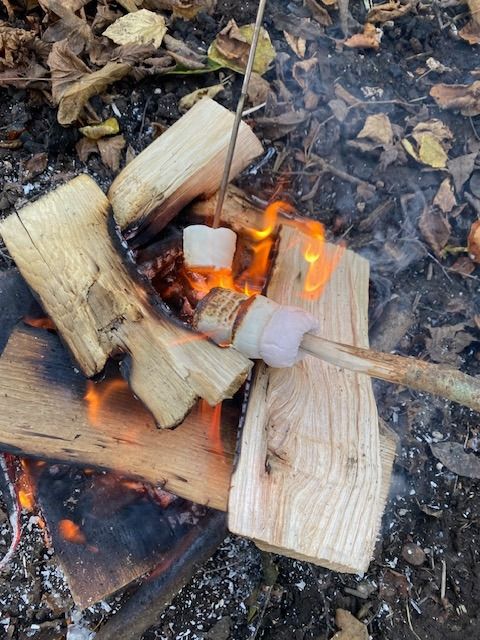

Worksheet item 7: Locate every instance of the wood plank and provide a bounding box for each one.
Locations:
[108,98,263,242]
[0,175,251,428]
[0,325,237,511]
[228,229,384,573]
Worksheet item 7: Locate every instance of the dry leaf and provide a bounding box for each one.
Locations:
[178,84,224,111]
[41,0,92,52]
[75,136,98,162]
[447,153,477,193]
[332,609,368,640]
[208,20,275,75]
[451,256,476,276]
[147,0,215,19]
[425,323,474,366]
[79,117,120,139]
[328,98,348,122]
[117,0,143,11]
[433,178,456,214]
[357,113,393,146]
[430,81,480,117]
[48,40,131,124]
[459,0,480,43]
[468,219,480,263]
[344,23,381,50]
[431,442,480,479]
[419,206,451,256]
[104,9,167,48]
[23,152,48,179]
[247,72,271,105]
[402,119,452,169]
[367,0,414,23]
[0,23,35,70]
[284,31,306,57]
[97,134,126,171]
[304,0,332,26]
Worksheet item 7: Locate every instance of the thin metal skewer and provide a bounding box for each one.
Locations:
[212,0,268,228]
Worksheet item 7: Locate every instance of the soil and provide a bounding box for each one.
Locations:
[1,0,480,639]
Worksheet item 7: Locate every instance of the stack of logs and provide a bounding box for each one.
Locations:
[0,98,397,573]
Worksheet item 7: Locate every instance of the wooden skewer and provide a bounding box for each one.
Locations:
[300,333,480,413]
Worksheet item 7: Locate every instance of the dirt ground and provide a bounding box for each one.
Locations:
[1,0,480,638]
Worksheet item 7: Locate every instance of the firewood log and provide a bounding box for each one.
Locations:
[108,98,263,242]
[0,175,251,428]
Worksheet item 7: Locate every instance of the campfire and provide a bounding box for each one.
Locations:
[0,96,479,637]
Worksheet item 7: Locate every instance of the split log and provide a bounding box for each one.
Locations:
[0,325,236,511]
[0,175,251,428]
[229,227,384,573]
[108,98,263,241]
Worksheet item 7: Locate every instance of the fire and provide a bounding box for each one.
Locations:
[18,459,36,511]
[58,519,86,545]
[84,379,129,427]
[249,201,295,242]
[302,236,345,300]
[183,266,235,298]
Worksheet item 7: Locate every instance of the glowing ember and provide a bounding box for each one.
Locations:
[58,519,86,545]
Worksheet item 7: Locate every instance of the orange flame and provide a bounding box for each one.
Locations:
[84,379,129,427]
[23,316,56,330]
[18,460,36,511]
[199,400,223,455]
[58,519,86,545]
[183,267,236,298]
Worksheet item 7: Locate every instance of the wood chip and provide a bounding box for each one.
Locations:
[468,219,480,263]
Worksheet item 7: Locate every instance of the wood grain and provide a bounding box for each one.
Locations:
[108,98,263,241]
[228,229,384,573]
[0,175,251,428]
[0,325,237,511]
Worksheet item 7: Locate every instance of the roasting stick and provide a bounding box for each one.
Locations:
[300,333,480,413]
[194,287,480,413]
[212,0,268,229]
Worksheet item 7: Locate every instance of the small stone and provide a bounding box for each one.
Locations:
[401,543,426,566]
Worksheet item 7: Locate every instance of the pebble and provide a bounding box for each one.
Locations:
[401,543,426,566]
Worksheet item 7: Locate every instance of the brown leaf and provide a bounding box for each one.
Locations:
[468,219,480,263]
[459,19,480,45]
[208,20,275,75]
[430,81,480,117]
[357,113,393,146]
[23,152,48,179]
[284,31,306,58]
[145,0,216,19]
[331,609,368,640]
[75,136,98,162]
[328,98,348,122]
[97,134,126,172]
[433,178,456,214]
[304,0,332,26]
[367,0,414,23]
[431,442,480,479]
[344,23,381,50]
[425,323,474,366]
[0,23,35,71]
[450,256,476,277]
[41,0,92,53]
[247,72,271,105]
[47,41,131,125]
[447,153,477,194]
[419,206,451,256]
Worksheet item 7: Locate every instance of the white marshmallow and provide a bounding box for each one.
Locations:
[183,224,237,270]
[259,306,318,368]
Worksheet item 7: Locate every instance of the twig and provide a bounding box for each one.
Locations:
[250,585,272,640]
[405,601,423,640]
[242,102,267,117]
[441,560,447,600]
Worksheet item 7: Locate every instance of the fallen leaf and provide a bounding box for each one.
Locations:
[468,219,480,263]
[425,322,474,366]
[459,0,480,44]
[402,119,452,168]
[328,98,349,122]
[0,23,35,70]
[23,152,48,179]
[304,0,332,26]
[331,609,368,640]
[334,82,359,106]
[79,117,120,139]
[433,178,456,213]
[247,72,270,105]
[76,136,98,162]
[447,153,477,194]
[357,113,393,146]
[48,41,131,125]
[284,31,306,57]
[97,134,126,171]
[255,109,308,140]
[419,206,451,256]
[208,20,275,75]
[379,570,410,602]
[431,442,480,479]
[430,81,480,117]
[146,0,215,19]
[178,84,224,111]
[344,23,381,50]
[41,0,92,53]
[117,0,143,11]
[104,9,167,48]
[367,0,414,23]
[451,256,476,276]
